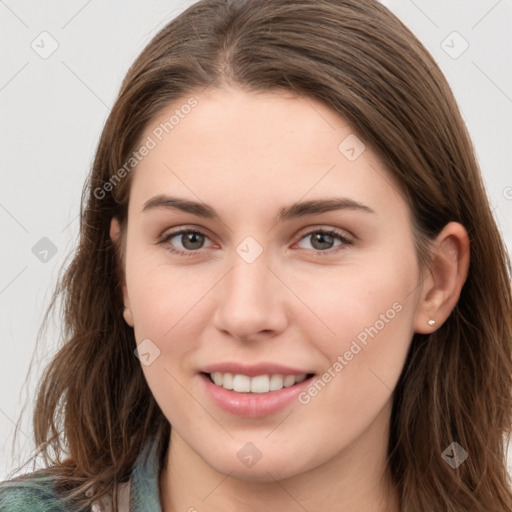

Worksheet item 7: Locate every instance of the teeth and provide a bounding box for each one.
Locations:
[222,372,234,390]
[211,372,223,386]
[251,375,269,393]
[233,374,251,392]
[209,372,308,393]
[283,375,296,387]
[269,374,284,391]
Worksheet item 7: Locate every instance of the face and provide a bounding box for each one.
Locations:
[114,86,424,481]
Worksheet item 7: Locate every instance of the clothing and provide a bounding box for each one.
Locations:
[0,436,163,511]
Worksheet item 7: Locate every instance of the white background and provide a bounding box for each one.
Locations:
[1,0,511,480]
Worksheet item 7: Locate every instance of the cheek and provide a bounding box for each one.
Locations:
[125,243,202,335]
[295,248,417,344]
[125,250,222,384]
[125,256,209,422]
[295,241,418,393]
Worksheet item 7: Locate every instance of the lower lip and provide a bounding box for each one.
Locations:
[200,373,314,418]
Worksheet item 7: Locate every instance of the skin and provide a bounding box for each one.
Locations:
[110,86,469,511]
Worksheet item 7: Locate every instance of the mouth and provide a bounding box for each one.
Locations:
[202,371,316,394]
[199,370,316,418]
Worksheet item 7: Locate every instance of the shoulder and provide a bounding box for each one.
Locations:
[0,468,134,512]
[0,470,77,512]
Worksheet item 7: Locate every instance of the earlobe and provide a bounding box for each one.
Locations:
[413,222,470,334]
[123,307,134,327]
[110,217,121,245]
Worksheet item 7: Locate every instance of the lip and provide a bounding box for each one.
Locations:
[200,362,312,377]
[199,372,315,418]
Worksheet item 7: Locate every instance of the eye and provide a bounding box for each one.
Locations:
[159,227,353,257]
[295,228,353,254]
[161,229,213,256]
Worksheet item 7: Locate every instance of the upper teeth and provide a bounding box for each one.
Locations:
[210,372,307,393]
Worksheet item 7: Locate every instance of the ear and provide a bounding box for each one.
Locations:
[110,217,134,327]
[413,222,470,334]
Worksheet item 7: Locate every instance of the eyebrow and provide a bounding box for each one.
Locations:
[142,195,375,223]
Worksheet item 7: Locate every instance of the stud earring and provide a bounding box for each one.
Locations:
[427,319,436,326]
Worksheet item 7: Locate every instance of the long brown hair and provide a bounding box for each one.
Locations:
[6,0,512,510]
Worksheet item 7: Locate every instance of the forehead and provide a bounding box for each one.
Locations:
[144,87,348,162]
[129,87,408,220]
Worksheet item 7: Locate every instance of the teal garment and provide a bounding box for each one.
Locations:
[0,436,163,512]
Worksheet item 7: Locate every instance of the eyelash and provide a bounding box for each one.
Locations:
[159,227,353,257]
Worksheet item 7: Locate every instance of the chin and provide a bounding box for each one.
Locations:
[214,460,303,483]
[200,442,318,483]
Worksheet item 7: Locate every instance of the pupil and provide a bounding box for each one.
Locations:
[313,232,333,250]
[183,232,203,250]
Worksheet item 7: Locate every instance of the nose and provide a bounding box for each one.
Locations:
[212,253,288,342]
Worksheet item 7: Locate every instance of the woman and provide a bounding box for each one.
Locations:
[1,0,511,511]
